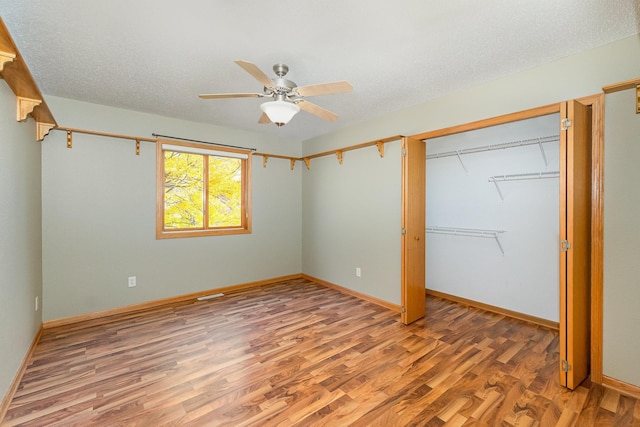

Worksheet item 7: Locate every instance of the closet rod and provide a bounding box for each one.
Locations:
[426,135,559,160]
[426,226,506,255]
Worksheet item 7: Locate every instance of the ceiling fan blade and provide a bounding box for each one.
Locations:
[234,60,276,88]
[199,93,264,99]
[258,112,271,124]
[296,81,353,97]
[298,101,339,122]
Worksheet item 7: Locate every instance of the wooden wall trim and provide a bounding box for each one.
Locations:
[43,274,303,329]
[253,152,298,161]
[411,103,560,140]
[257,135,403,170]
[411,103,561,141]
[303,135,402,160]
[56,126,156,143]
[426,289,559,330]
[302,274,402,313]
[51,125,402,172]
[0,324,43,424]
[603,376,640,400]
[602,78,640,94]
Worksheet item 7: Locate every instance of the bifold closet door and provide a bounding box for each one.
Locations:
[559,99,592,389]
[401,137,426,324]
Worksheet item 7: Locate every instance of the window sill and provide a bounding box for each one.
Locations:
[156,227,251,239]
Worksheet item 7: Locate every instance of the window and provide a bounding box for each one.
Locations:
[156,140,251,238]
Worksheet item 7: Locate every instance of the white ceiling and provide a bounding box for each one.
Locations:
[1,1,639,142]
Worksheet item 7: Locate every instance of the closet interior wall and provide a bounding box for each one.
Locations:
[425,114,560,322]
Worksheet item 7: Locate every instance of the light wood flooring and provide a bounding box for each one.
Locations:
[3,278,639,426]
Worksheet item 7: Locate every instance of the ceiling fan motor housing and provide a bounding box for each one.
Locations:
[271,78,296,93]
[273,64,289,77]
[268,64,297,97]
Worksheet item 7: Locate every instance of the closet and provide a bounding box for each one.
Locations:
[402,100,595,389]
[425,114,560,322]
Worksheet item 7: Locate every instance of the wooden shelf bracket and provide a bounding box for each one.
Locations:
[0,18,58,140]
[303,157,311,170]
[66,131,72,148]
[263,155,268,168]
[290,159,296,171]
[135,139,141,155]
[36,122,55,142]
[336,150,343,165]
[0,50,15,71]
[376,141,385,158]
[16,96,42,122]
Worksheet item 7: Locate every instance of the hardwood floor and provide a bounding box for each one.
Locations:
[3,278,639,426]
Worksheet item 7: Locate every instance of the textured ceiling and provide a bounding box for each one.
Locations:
[1,1,639,142]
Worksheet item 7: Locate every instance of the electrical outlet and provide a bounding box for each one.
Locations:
[356,267,361,277]
[35,296,38,312]
[128,276,137,287]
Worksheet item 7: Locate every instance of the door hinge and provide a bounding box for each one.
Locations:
[401,306,407,314]
[561,240,571,252]
[561,118,572,131]
[401,228,407,236]
[401,148,407,157]
[561,359,571,372]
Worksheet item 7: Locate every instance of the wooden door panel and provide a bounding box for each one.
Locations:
[559,101,568,387]
[560,100,592,389]
[401,137,426,324]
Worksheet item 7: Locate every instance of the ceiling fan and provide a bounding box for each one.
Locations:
[199,60,353,127]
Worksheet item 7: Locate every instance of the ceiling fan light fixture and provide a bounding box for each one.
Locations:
[260,100,300,126]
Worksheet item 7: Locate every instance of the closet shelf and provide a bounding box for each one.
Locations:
[488,171,560,201]
[426,226,506,255]
[426,135,559,172]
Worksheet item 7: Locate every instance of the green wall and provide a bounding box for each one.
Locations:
[603,88,640,387]
[41,97,303,321]
[0,82,43,404]
[301,35,640,387]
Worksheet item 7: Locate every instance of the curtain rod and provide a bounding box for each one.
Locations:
[152,133,256,152]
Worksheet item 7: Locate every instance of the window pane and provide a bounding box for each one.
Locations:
[208,156,242,227]
[164,151,204,229]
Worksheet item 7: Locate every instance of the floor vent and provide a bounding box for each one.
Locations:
[197,293,224,301]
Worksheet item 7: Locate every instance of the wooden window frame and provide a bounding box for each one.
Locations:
[156,140,252,239]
